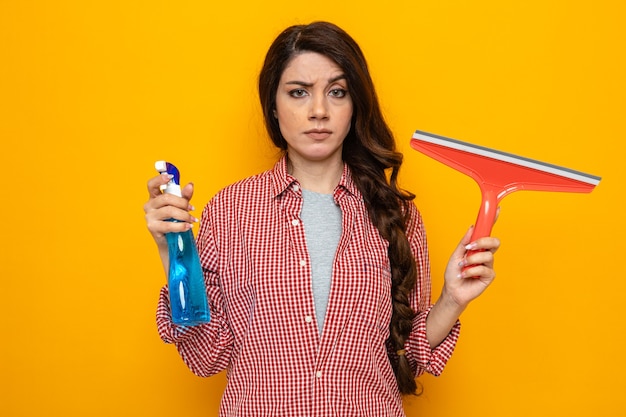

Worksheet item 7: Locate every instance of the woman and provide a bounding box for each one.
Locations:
[144,21,499,417]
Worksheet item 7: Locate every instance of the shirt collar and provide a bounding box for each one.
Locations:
[269,154,361,200]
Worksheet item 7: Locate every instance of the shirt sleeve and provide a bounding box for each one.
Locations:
[403,203,461,377]
[156,203,234,377]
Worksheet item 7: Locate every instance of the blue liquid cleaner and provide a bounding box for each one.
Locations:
[166,227,211,325]
[156,161,211,326]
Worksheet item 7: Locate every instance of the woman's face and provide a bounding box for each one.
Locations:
[274,52,353,166]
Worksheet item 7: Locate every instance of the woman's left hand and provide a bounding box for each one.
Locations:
[442,226,501,309]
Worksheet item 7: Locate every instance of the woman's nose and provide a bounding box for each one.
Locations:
[308,95,329,120]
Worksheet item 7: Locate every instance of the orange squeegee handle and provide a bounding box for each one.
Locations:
[465,185,501,266]
[470,185,501,242]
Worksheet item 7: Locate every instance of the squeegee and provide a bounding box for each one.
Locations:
[410,130,601,243]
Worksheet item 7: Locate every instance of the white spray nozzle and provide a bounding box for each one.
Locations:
[155,160,168,173]
[155,160,183,197]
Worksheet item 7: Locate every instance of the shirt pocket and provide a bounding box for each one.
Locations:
[356,257,393,334]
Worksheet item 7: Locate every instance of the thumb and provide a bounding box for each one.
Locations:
[181,182,194,202]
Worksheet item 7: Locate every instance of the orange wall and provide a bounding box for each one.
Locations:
[1,1,624,416]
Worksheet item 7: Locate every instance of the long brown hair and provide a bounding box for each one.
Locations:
[258,21,419,395]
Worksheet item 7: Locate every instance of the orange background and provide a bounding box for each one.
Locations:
[1,1,624,416]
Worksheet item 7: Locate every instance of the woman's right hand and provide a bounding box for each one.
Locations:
[144,174,198,269]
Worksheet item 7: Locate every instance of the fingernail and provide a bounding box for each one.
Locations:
[465,242,477,250]
[458,259,466,268]
[189,204,196,211]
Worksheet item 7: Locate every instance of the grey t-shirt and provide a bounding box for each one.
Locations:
[301,188,342,335]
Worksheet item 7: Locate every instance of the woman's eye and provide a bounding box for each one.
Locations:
[289,89,308,97]
[329,88,347,98]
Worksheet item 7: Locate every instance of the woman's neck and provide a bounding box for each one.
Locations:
[287,156,343,194]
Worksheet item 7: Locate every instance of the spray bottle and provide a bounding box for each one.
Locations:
[155,161,211,326]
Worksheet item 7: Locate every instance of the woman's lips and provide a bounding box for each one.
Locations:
[305,129,332,140]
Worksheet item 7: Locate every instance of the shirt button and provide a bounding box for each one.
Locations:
[305,315,313,323]
[293,185,300,192]
[316,371,323,378]
[299,259,306,267]
[291,219,300,226]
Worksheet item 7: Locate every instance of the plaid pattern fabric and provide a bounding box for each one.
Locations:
[157,156,460,416]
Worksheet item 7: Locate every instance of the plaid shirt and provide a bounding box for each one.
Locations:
[157,156,460,417]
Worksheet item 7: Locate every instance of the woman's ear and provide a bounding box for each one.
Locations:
[273,109,278,118]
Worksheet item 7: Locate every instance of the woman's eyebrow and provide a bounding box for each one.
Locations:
[329,74,347,83]
[284,75,347,87]
[285,80,313,87]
